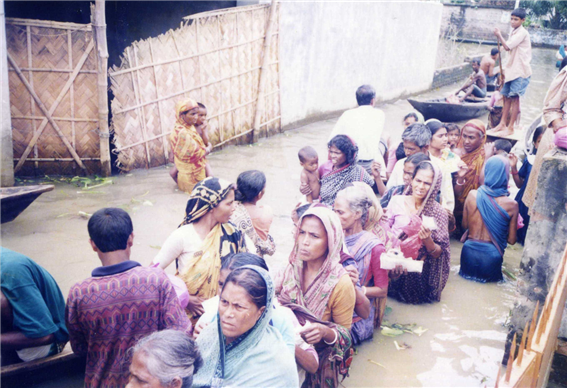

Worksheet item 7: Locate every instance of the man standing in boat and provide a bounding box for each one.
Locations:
[480,48,500,87]
[491,8,532,137]
[455,59,487,102]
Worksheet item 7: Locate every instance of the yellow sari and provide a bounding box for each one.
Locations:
[170,98,207,193]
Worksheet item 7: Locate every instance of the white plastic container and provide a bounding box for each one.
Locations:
[380,248,424,273]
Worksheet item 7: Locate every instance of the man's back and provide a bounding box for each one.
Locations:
[480,55,495,77]
[465,190,517,243]
[66,263,190,388]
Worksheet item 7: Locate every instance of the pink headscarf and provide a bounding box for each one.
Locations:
[275,206,346,319]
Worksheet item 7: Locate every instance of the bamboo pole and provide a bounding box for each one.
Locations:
[11,115,98,122]
[92,1,111,176]
[251,0,277,143]
[527,301,539,351]
[518,321,529,366]
[26,25,38,171]
[126,46,151,168]
[68,30,76,152]
[6,17,92,31]
[217,15,223,142]
[505,333,517,383]
[148,39,168,163]
[14,157,100,162]
[9,50,90,172]
[8,67,98,74]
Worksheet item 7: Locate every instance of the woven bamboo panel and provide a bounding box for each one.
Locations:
[110,4,281,171]
[6,18,101,176]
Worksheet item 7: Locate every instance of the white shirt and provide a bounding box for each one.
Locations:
[328,105,386,166]
[153,224,203,272]
[386,154,455,212]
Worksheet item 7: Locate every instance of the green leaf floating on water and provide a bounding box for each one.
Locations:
[384,306,393,317]
[380,326,404,337]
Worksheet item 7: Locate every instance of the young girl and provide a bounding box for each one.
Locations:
[509,125,545,245]
[445,123,461,151]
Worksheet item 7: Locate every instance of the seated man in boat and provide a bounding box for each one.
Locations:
[1,248,69,366]
[454,60,487,102]
[459,156,518,283]
[481,48,500,86]
[65,208,191,388]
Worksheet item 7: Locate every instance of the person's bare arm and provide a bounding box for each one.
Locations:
[365,286,387,299]
[300,171,313,203]
[507,201,519,245]
[354,287,371,319]
[371,161,387,196]
[454,161,469,197]
[1,332,55,351]
[295,345,319,374]
[493,28,510,51]
[462,191,475,231]
[509,153,523,188]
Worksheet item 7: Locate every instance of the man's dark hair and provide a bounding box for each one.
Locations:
[494,139,512,154]
[298,146,318,163]
[561,57,567,71]
[395,142,406,161]
[235,170,266,203]
[197,102,206,109]
[491,48,499,56]
[511,8,527,20]
[412,161,435,179]
[223,268,267,309]
[406,152,430,166]
[471,59,480,66]
[355,85,376,106]
[295,203,312,220]
[328,135,358,165]
[403,112,419,123]
[88,208,133,253]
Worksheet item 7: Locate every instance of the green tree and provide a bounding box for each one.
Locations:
[519,0,567,29]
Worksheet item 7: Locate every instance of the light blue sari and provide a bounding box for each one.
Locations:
[192,265,299,388]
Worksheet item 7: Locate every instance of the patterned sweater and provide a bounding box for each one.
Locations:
[65,261,191,388]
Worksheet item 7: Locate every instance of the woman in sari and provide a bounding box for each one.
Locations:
[459,156,518,282]
[334,186,388,344]
[230,170,276,257]
[169,98,210,193]
[153,177,246,324]
[276,206,356,388]
[453,119,487,224]
[386,161,451,304]
[319,134,380,206]
[193,265,298,388]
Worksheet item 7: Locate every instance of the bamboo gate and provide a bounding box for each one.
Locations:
[109,3,281,171]
[5,14,110,176]
[495,242,567,388]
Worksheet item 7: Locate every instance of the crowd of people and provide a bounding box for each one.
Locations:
[2,7,567,388]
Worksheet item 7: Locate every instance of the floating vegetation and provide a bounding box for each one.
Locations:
[367,359,386,369]
[381,322,428,337]
[394,341,411,350]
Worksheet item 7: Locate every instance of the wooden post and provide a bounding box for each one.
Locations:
[0,0,14,186]
[251,0,277,143]
[92,1,111,177]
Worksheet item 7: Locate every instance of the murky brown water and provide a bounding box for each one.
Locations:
[1,46,558,387]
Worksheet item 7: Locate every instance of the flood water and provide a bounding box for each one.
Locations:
[1,46,559,387]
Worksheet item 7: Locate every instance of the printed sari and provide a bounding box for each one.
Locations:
[275,206,354,388]
[170,98,207,193]
[386,166,451,304]
[319,163,374,206]
[230,202,276,257]
[179,177,247,322]
[455,119,487,218]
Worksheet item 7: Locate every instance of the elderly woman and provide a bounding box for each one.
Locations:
[334,186,388,344]
[319,134,381,206]
[169,98,211,193]
[230,170,276,257]
[276,206,356,388]
[126,330,203,388]
[193,266,298,388]
[153,177,247,323]
[385,161,451,304]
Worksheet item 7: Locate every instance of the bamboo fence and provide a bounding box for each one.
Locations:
[109,3,281,171]
[6,17,103,176]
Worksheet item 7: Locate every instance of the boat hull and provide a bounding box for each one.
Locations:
[1,185,54,224]
[408,98,490,123]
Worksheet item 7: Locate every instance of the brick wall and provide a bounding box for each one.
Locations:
[432,53,484,89]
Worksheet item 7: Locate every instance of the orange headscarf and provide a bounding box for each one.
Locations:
[175,98,199,123]
[455,119,487,216]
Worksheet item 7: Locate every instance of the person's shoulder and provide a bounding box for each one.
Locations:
[496,196,518,212]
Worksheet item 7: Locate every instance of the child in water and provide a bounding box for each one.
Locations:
[298,146,320,203]
[445,123,461,151]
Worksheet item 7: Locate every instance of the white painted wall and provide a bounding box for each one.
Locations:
[278,1,443,128]
[1,0,14,186]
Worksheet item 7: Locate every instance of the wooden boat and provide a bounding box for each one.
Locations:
[407,98,490,122]
[1,185,54,224]
[487,83,496,92]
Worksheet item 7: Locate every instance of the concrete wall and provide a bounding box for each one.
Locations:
[528,27,567,49]
[1,0,14,187]
[278,1,443,128]
[442,4,511,43]
[431,53,484,89]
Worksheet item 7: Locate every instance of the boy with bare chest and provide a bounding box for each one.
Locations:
[298,146,320,203]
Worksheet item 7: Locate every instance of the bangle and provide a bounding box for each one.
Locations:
[323,328,338,345]
[456,178,466,186]
[428,244,439,255]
